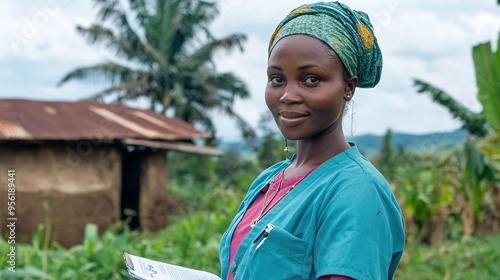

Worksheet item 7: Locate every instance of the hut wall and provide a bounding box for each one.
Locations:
[0,142,121,247]
[139,151,169,230]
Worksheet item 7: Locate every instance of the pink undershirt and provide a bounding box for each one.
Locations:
[227,167,351,280]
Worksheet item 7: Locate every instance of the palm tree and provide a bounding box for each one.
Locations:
[58,0,255,140]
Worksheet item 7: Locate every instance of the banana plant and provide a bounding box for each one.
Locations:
[411,32,500,237]
[472,32,500,165]
[471,32,500,232]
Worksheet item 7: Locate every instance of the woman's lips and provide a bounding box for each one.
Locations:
[279,111,309,127]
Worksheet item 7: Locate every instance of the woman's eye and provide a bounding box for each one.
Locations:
[270,76,284,84]
[304,76,320,84]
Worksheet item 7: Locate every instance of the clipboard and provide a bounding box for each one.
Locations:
[122,252,221,280]
[123,252,135,271]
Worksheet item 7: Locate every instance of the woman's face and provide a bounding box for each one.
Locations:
[265,34,356,141]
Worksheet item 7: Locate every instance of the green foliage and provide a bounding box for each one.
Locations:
[215,150,259,187]
[168,152,218,186]
[473,32,500,129]
[167,150,256,215]
[408,29,500,243]
[0,266,54,279]
[396,233,500,279]
[374,129,398,181]
[464,137,498,216]
[0,222,131,279]
[256,131,285,168]
[373,132,499,243]
[391,154,454,243]
[374,131,464,243]
[472,32,500,172]
[255,112,290,169]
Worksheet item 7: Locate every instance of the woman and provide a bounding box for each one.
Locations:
[219,2,405,279]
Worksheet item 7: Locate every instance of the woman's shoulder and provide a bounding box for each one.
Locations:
[326,143,385,178]
[318,145,392,195]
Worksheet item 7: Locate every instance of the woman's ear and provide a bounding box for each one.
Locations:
[344,75,358,101]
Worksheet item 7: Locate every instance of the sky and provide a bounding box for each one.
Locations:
[1,1,499,141]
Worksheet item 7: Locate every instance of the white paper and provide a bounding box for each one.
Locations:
[124,253,222,280]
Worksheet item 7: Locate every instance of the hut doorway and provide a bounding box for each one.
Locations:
[120,148,145,230]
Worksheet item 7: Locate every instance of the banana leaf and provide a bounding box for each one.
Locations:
[472,32,500,129]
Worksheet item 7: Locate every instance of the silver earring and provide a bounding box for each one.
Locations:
[284,139,289,153]
[344,94,352,101]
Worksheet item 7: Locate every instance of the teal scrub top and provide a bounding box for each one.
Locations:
[219,144,405,280]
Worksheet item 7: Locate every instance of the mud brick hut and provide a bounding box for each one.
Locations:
[0,99,222,247]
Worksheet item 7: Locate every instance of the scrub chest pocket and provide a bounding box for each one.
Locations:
[231,224,308,279]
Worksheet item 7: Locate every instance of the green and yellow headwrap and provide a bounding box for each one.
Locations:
[268,1,382,88]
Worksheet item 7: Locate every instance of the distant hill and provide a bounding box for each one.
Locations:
[218,129,469,158]
[347,129,469,157]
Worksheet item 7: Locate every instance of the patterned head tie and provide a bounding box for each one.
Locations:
[268,1,382,88]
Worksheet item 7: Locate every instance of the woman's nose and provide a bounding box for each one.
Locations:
[279,84,302,104]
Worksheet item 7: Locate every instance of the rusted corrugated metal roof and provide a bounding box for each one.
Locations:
[0,99,212,141]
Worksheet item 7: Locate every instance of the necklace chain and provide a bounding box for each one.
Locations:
[250,167,311,228]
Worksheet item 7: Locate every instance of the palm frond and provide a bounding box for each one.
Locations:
[87,77,151,101]
[220,105,256,142]
[76,20,161,66]
[75,25,140,61]
[58,61,136,86]
[211,72,250,99]
[178,34,246,69]
[91,0,119,20]
[127,0,149,28]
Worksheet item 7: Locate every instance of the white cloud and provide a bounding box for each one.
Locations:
[0,1,109,61]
